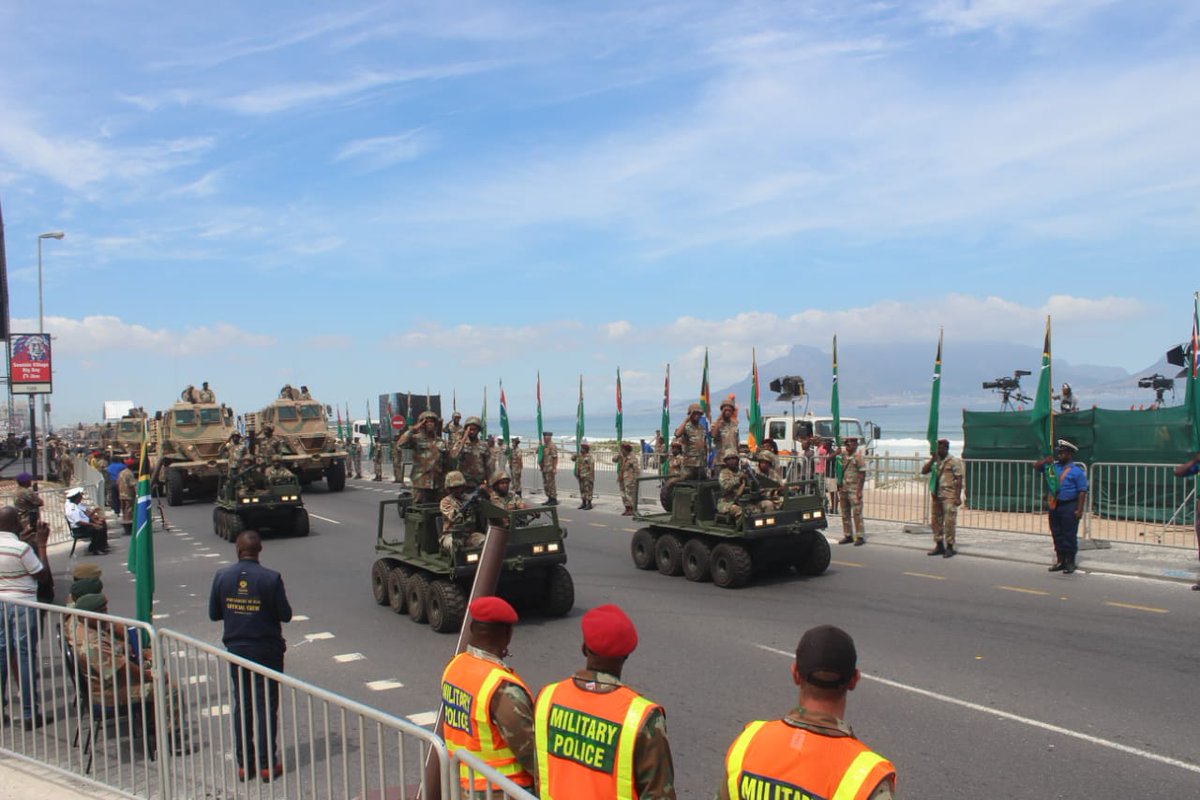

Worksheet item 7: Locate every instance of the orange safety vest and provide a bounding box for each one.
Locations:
[724,719,895,800]
[534,678,659,800]
[441,651,535,790]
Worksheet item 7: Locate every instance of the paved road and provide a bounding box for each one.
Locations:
[80,473,1200,798]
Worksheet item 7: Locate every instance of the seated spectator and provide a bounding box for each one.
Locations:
[65,488,110,555]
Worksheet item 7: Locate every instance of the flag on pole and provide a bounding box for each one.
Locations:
[660,364,670,476]
[126,419,155,625]
[616,368,624,444]
[499,381,511,461]
[336,406,344,442]
[748,348,763,452]
[1187,293,1199,451]
[575,375,585,477]
[832,335,843,483]
[536,372,545,467]
[927,329,943,493]
[1031,316,1058,494]
[405,392,415,429]
[365,402,376,458]
[481,385,488,437]
[700,348,713,468]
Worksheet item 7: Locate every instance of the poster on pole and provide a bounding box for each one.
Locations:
[9,333,51,394]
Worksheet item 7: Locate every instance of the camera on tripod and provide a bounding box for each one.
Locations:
[982,370,1033,410]
[1137,373,1175,404]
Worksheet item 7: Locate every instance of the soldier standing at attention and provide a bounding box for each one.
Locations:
[673,404,708,480]
[258,424,283,463]
[441,597,537,796]
[837,438,868,546]
[349,438,363,479]
[197,382,215,403]
[539,432,559,505]
[712,397,739,457]
[572,441,595,510]
[372,437,384,481]
[445,411,463,444]
[921,438,963,558]
[391,431,405,484]
[509,437,524,495]
[534,604,676,800]
[58,448,75,487]
[615,441,640,516]
[118,459,137,535]
[395,411,448,503]
[451,417,491,491]
[717,625,895,800]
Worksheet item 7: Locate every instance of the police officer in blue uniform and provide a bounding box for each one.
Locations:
[1032,440,1089,574]
[208,530,293,781]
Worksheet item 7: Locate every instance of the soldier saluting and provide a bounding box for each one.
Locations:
[673,404,708,481]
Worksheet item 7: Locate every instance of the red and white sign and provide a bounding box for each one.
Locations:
[9,333,52,394]
[391,414,406,431]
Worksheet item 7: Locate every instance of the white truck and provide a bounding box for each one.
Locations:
[762,413,880,455]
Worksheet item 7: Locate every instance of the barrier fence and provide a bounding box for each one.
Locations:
[0,596,530,800]
[0,462,105,548]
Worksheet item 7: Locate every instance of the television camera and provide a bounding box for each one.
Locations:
[982,370,1032,411]
[1137,373,1175,405]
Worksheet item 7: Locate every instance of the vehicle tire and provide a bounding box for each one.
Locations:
[387,565,410,614]
[682,538,712,582]
[794,534,832,576]
[326,460,346,493]
[227,511,245,543]
[711,543,754,589]
[213,507,225,540]
[371,560,391,605]
[427,580,467,633]
[655,533,684,577]
[292,509,310,538]
[541,565,575,617]
[630,529,657,570]
[166,469,184,507]
[405,572,430,623]
[660,483,675,511]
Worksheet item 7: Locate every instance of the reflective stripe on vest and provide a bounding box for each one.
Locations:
[534,679,657,800]
[441,652,534,790]
[724,718,894,800]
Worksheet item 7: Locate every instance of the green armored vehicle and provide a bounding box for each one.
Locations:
[212,466,309,541]
[370,493,574,633]
[630,471,830,589]
[246,395,347,492]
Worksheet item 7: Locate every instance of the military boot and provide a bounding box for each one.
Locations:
[1063,554,1077,574]
[943,545,957,558]
[927,542,945,556]
[838,535,853,545]
[1048,551,1065,572]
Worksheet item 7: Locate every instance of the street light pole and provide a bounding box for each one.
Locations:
[36,231,64,479]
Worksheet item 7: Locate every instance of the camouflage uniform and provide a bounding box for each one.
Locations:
[265,464,293,485]
[439,485,485,551]
[755,452,784,509]
[118,467,137,529]
[258,431,285,462]
[839,448,868,542]
[445,417,463,444]
[718,460,771,520]
[13,486,43,541]
[509,444,524,494]
[391,437,406,484]
[220,438,245,464]
[539,439,558,503]
[372,441,384,481]
[712,407,740,458]
[197,385,215,403]
[349,439,363,478]
[930,454,964,548]
[673,407,708,480]
[572,449,595,508]
[58,451,75,486]
[450,419,491,490]
[615,449,640,512]
[396,414,448,502]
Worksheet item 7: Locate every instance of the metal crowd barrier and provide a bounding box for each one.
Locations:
[0,473,105,548]
[0,597,532,800]
[1089,462,1197,548]
[448,749,538,800]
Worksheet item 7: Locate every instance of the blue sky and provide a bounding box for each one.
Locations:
[1,0,1197,425]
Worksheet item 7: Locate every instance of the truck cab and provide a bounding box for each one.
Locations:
[763,413,880,455]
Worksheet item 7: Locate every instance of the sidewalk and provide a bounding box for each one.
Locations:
[0,756,124,800]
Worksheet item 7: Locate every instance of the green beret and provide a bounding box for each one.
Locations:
[73,593,108,612]
[70,563,103,580]
[69,578,103,599]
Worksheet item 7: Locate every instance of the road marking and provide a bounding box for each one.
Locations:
[152,613,170,619]
[334,653,366,663]
[309,513,341,525]
[292,615,310,622]
[903,571,947,581]
[200,553,220,558]
[997,585,1049,596]
[755,644,1200,776]
[831,560,864,568]
[560,518,574,523]
[623,528,638,533]
[1103,601,1168,614]
[304,632,335,641]
[407,711,438,726]
[365,679,404,691]
[588,523,606,528]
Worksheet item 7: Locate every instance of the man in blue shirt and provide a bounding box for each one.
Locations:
[1031,440,1089,574]
[208,530,293,782]
[1173,453,1200,590]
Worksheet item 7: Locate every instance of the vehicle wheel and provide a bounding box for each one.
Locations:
[541,565,575,617]
[387,565,410,614]
[227,511,245,543]
[682,538,712,582]
[326,460,346,493]
[292,509,310,537]
[427,580,467,633]
[406,572,430,623]
[630,529,658,570]
[794,535,832,576]
[655,533,684,577]
[371,560,391,605]
[166,470,184,507]
[711,543,754,589]
[660,483,675,511]
[213,506,224,539]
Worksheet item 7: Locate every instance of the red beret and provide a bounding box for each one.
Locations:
[582,604,638,658]
[125,459,136,467]
[469,596,518,625]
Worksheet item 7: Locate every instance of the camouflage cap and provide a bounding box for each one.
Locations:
[721,448,740,461]
[755,450,777,464]
[687,402,703,415]
[464,416,483,428]
[445,471,466,488]
[490,470,512,485]
[719,398,736,411]
[418,411,439,423]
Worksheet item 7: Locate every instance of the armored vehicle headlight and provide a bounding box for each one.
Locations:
[803,512,812,520]
[251,497,259,503]
[753,519,764,528]
[548,542,560,552]
[765,517,776,525]
[241,498,250,504]
[813,510,823,518]
[466,553,480,563]
[532,544,545,554]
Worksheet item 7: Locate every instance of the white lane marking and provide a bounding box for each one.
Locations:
[152,613,170,619]
[200,553,220,558]
[292,615,310,622]
[365,679,404,691]
[407,711,438,726]
[755,644,1200,775]
[334,653,366,663]
[304,632,335,641]
[309,513,341,525]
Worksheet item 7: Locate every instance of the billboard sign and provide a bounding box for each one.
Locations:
[9,333,52,394]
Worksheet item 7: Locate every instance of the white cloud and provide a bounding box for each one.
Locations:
[922,0,1117,33]
[19,316,276,358]
[605,320,632,339]
[334,130,433,170]
[387,321,585,367]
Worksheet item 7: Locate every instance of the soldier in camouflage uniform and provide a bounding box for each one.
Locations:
[349,438,363,479]
[509,437,524,495]
[395,411,448,503]
[445,411,463,444]
[391,433,406,484]
[754,450,785,510]
[660,440,686,510]
[712,398,740,458]
[118,461,137,534]
[372,438,384,481]
[571,441,595,510]
[58,448,75,487]
[539,432,558,505]
[450,416,491,490]
[717,450,772,522]
[197,381,215,403]
[673,403,709,480]
[837,438,868,545]
[614,441,640,516]
[265,457,294,486]
[921,438,963,558]
[257,424,284,463]
[220,432,245,464]
[439,471,485,552]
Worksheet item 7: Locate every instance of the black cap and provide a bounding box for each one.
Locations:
[795,625,857,688]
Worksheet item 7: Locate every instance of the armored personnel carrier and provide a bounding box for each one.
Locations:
[155,402,235,505]
[245,395,347,492]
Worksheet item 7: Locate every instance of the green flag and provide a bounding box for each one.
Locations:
[832,335,843,483]
[126,421,154,625]
[615,368,623,444]
[1031,316,1058,494]
[365,401,375,459]
[927,329,943,493]
[1187,292,1199,451]
[660,364,670,476]
[536,372,545,467]
[499,381,511,461]
[481,385,488,437]
[748,348,763,450]
[575,375,585,477]
[405,393,415,429]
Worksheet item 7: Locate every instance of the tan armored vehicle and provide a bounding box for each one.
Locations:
[154,402,236,505]
[245,394,347,492]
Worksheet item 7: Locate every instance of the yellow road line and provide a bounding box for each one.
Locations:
[623,528,638,533]
[996,585,1049,596]
[1103,601,1168,614]
[831,560,864,568]
[903,571,947,581]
